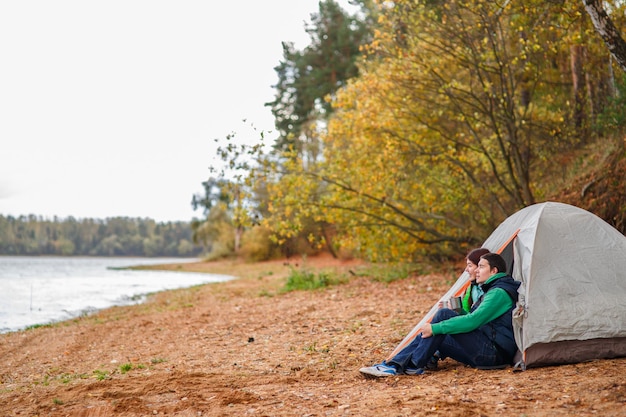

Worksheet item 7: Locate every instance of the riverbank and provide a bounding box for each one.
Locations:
[0,254,624,416]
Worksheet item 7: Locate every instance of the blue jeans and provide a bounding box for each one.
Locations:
[388,309,504,371]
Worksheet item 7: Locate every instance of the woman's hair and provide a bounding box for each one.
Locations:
[466,247,490,266]
[481,252,507,273]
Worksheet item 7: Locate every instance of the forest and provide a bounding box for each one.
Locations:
[190,0,626,263]
[0,215,202,257]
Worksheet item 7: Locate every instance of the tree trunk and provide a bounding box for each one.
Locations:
[321,223,338,259]
[570,44,586,131]
[583,0,626,72]
[234,225,243,254]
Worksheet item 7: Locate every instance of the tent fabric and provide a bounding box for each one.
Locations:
[495,202,626,367]
[386,202,626,368]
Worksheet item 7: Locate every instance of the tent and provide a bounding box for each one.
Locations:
[386,201,626,369]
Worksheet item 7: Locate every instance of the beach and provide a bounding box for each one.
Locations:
[0,254,624,416]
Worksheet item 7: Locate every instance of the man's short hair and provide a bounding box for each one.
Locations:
[481,252,507,274]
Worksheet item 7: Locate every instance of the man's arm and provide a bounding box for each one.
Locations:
[430,289,512,335]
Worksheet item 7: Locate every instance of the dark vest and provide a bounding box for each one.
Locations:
[471,275,520,363]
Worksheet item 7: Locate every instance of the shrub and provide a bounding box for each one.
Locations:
[240,225,282,262]
[282,268,341,292]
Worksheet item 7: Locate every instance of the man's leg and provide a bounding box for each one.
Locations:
[437,330,504,368]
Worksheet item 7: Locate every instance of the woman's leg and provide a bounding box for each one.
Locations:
[388,308,459,371]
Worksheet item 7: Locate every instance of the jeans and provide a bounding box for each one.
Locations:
[388,308,504,371]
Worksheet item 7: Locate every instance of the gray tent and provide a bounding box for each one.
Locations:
[387,202,626,369]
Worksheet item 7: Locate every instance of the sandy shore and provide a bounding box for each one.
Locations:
[0,254,624,416]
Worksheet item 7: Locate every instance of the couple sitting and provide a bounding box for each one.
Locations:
[360,250,520,377]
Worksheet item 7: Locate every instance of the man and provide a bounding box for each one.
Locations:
[360,252,520,377]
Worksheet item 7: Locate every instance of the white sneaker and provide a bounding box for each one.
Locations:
[359,362,397,377]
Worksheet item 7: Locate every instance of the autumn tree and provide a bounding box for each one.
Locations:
[191,129,268,258]
[252,0,376,257]
[207,0,625,262]
[265,0,622,261]
[192,2,376,260]
[190,177,233,254]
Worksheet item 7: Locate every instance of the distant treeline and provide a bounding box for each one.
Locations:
[0,215,203,257]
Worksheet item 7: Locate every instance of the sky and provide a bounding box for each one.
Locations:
[0,1,356,223]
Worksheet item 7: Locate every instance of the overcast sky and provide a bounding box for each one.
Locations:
[0,1,355,222]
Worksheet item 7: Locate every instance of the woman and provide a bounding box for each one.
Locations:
[460,247,490,312]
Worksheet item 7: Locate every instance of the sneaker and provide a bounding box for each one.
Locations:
[424,355,439,371]
[359,362,398,378]
[423,350,442,371]
[404,367,425,375]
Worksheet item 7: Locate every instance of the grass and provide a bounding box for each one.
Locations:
[281,268,345,292]
[119,363,133,374]
[92,369,109,381]
[353,262,419,283]
[24,323,54,331]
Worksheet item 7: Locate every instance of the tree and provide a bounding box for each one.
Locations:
[0,215,201,256]
[206,0,377,259]
[214,0,624,262]
[266,0,372,154]
[191,129,269,258]
[264,0,618,261]
[584,0,626,72]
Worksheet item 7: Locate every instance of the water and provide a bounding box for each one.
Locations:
[0,256,233,333]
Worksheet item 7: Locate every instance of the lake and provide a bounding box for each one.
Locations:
[0,256,233,333]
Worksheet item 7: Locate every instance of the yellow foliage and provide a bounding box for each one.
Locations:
[254,0,622,261]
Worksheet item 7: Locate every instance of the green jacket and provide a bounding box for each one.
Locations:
[461,281,484,313]
[431,273,513,335]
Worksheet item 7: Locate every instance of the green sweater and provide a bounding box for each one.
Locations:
[431,273,513,335]
[461,281,484,313]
